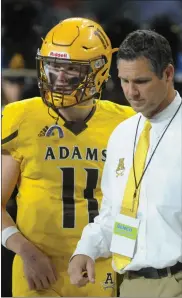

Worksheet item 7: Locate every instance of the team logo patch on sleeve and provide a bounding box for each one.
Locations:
[101,273,115,290]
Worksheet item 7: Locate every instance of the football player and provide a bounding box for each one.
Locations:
[2,17,135,297]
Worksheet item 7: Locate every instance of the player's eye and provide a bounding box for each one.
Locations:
[67,66,80,72]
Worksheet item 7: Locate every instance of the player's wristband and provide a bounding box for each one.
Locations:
[2,226,20,248]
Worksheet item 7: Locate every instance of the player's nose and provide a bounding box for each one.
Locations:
[57,68,67,82]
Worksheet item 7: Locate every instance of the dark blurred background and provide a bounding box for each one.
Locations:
[1,0,182,296]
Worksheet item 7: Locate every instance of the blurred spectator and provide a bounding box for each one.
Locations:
[2,53,25,106]
[2,88,9,110]
[2,79,24,104]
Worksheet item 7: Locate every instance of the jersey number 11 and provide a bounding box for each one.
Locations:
[60,167,99,228]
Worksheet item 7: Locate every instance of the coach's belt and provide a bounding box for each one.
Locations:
[127,262,182,279]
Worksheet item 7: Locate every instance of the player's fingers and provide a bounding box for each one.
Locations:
[47,270,57,285]
[50,261,58,281]
[27,277,36,291]
[86,259,95,283]
[40,276,51,289]
[44,260,57,285]
[33,277,44,290]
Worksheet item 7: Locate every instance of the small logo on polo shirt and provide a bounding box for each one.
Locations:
[116,158,125,177]
[101,272,115,290]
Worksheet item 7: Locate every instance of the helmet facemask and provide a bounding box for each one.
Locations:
[36,52,107,109]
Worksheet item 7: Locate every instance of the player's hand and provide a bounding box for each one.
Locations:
[19,242,57,291]
[68,254,95,287]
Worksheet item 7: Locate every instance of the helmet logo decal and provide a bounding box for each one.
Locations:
[94,28,109,49]
[49,51,70,59]
[95,58,105,69]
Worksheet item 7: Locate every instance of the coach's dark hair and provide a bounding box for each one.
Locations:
[117,30,174,78]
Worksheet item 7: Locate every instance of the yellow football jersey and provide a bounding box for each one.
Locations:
[2,97,135,257]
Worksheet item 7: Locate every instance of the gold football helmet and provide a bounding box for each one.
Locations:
[36,17,118,109]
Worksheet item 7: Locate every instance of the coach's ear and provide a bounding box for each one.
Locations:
[163,64,174,82]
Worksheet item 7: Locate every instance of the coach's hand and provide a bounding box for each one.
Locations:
[19,241,57,291]
[68,254,95,287]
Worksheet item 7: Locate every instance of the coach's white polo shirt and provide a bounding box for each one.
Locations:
[74,91,182,273]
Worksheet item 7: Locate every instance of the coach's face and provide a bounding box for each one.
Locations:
[117,57,174,118]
